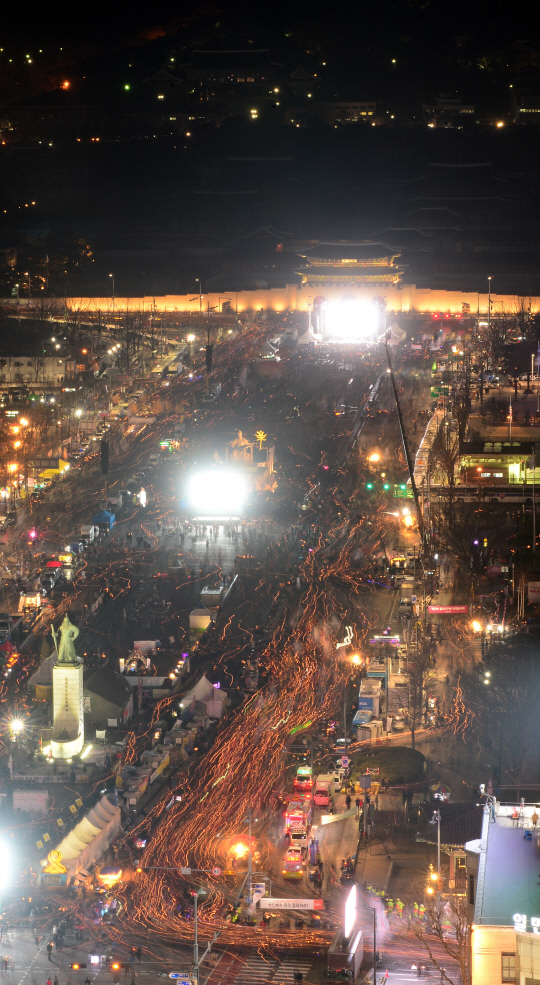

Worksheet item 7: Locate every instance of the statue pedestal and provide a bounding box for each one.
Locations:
[51,661,84,759]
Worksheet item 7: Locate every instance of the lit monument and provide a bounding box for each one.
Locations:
[51,615,84,759]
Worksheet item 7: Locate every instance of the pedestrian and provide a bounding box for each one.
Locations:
[46,978,52,985]
[47,943,53,961]
[396,899,404,918]
[355,797,361,816]
[54,977,58,985]
[136,947,141,962]
[345,794,351,811]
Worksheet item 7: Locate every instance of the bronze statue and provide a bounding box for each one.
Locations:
[51,614,80,665]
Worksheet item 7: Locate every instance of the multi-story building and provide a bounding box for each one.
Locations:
[422,94,476,127]
[467,799,540,984]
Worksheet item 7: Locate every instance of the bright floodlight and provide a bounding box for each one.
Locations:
[0,839,11,891]
[324,299,378,342]
[189,469,247,516]
[10,719,24,735]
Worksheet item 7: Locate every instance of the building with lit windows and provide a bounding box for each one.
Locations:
[466,800,540,984]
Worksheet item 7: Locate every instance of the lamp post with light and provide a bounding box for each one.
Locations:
[109,273,115,312]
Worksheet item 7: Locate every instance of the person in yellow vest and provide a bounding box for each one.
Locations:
[396,899,404,917]
[386,898,394,914]
[413,902,419,919]
[419,903,426,920]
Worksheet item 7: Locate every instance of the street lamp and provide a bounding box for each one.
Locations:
[109,273,115,311]
[430,810,441,882]
[10,719,24,738]
[191,887,207,985]
[487,276,493,355]
[195,278,202,314]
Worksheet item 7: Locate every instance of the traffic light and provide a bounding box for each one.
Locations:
[100,439,109,475]
[366,482,374,491]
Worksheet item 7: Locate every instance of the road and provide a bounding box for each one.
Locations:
[0,334,466,984]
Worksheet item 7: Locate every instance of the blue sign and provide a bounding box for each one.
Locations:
[358,697,374,711]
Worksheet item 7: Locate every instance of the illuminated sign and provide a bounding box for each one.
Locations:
[43,850,67,874]
[260,898,324,910]
[513,914,540,933]
[344,884,357,938]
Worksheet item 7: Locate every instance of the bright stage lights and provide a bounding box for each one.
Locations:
[324,298,378,342]
[188,469,247,516]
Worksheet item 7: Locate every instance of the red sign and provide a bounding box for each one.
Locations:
[427,605,469,614]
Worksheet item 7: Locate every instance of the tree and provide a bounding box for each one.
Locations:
[431,426,460,522]
[431,503,500,579]
[402,633,438,750]
[410,894,470,985]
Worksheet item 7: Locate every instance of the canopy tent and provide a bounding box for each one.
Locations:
[40,795,121,881]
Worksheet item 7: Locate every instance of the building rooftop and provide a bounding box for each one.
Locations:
[460,439,536,455]
[470,809,540,926]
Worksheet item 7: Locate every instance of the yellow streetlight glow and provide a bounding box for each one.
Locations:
[351,654,361,665]
[368,453,380,462]
[472,621,482,633]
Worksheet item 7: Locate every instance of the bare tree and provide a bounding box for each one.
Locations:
[403,635,438,750]
[431,426,460,522]
[410,894,470,985]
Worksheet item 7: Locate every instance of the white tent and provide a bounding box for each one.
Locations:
[40,795,121,880]
[182,674,227,719]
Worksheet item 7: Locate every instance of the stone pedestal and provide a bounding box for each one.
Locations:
[51,661,84,759]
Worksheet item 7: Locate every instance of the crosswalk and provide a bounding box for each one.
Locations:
[234,955,276,984]
[274,960,313,983]
[232,957,313,985]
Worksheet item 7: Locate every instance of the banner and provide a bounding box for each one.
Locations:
[260,898,324,910]
[427,605,469,614]
[528,583,540,604]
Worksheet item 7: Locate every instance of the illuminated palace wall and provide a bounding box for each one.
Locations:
[62,284,540,316]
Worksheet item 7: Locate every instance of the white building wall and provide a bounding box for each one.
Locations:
[471,925,517,985]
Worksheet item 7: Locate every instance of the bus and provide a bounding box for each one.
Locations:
[293,765,313,794]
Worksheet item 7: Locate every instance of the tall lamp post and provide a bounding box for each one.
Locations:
[357,899,377,985]
[109,272,115,313]
[487,276,493,366]
[430,809,441,884]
